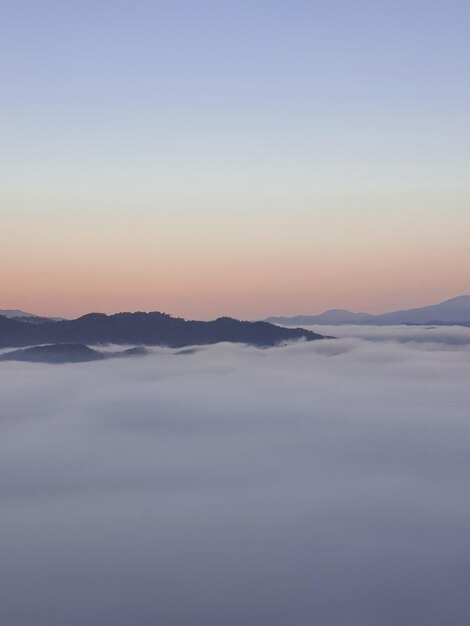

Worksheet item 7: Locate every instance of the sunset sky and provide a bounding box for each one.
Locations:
[2,0,469,319]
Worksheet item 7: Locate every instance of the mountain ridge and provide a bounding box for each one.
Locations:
[0,309,38,318]
[0,311,325,349]
[0,343,147,364]
[265,295,470,326]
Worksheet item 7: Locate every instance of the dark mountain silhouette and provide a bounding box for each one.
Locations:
[0,311,324,349]
[0,344,107,363]
[0,343,149,364]
[266,295,470,326]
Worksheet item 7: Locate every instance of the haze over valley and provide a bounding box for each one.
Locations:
[2,325,470,625]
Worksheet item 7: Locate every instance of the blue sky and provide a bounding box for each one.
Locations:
[1,1,469,317]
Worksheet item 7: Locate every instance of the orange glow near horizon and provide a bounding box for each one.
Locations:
[3,225,469,320]
[3,200,469,320]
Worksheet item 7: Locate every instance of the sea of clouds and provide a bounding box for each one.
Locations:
[1,326,470,626]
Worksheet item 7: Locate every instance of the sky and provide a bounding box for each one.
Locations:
[1,0,469,319]
[2,330,470,625]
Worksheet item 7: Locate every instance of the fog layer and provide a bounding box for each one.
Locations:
[1,329,470,626]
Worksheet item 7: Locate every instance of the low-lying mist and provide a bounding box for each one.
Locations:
[1,328,470,626]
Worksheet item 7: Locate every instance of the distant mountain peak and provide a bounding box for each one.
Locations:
[437,295,470,305]
[265,295,470,326]
[0,309,38,318]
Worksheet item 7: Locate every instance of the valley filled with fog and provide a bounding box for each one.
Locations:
[1,326,470,626]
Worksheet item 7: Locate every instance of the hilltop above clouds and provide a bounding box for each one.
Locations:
[0,311,324,349]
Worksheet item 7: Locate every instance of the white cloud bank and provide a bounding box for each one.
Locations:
[1,329,470,626]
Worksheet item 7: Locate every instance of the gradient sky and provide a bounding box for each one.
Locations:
[1,0,469,319]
